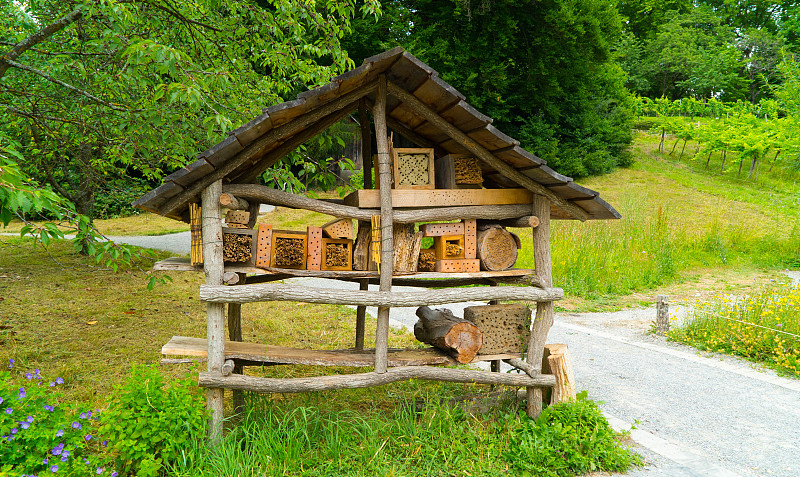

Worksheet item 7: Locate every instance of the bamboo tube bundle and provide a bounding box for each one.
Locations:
[190,203,203,266]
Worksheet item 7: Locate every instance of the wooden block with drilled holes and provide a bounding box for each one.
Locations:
[393,148,435,190]
[306,226,323,271]
[256,224,273,268]
[225,210,250,225]
[270,231,308,269]
[321,218,354,239]
[420,222,464,237]
[321,238,353,271]
[463,219,477,259]
[434,235,465,260]
[222,227,257,266]
[463,304,531,355]
[434,259,480,273]
[435,154,483,189]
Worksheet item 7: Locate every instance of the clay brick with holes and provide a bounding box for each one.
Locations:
[256,224,273,268]
[463,304,531,355]
[433,259,480,273]
[321,238,353,271]
[306,226,323,271]
[434,235,465,260]
[420,222,464,237]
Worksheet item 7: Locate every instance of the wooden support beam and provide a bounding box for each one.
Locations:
[199,366,555,393]
[222,183,532,223]
[478,216,539,229]
[385,81,589,221]
[160,83,376,217]
[200,282,564,306]
[227,273,245,415]
[201,180,225,444]
[526,195,554,418]
[355,279,368,350]
[358,100,373,189]
[374,74,393,374]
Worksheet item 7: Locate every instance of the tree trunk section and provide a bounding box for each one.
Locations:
[393,223,423,272]
[477,225,519,271]
[414,306,483,364]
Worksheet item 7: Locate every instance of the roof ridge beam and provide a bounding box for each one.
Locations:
[385,81,589,221]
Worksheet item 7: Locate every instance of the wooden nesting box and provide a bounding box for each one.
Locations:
[434,235,465,260]
[270,230,308,269]
[225,210,250,228]
[321,238,353,271]
[463,304,531,355]
[222,227,258,266]
[393,148,435,190]
[321,218,354,239]
[417,248,435,272]
[435,154,483,189]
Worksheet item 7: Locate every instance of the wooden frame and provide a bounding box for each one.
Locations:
[434,235,466,260]
[392,147,435,190]
[321,238,353,271]
[221,227,258,267]
[270,230,308,270]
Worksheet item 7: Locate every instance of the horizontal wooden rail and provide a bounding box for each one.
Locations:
[199,283,564,306]
[199,366,555,393]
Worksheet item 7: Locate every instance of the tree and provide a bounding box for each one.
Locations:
[0,0,380,218]
[344,0,634,178]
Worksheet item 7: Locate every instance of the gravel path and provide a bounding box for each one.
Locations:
[67,231,800,476]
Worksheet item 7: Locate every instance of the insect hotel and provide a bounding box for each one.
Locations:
[134,48,620,441]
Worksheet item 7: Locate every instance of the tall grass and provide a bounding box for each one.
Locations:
[669,281,800,376]
[515,189,800,300]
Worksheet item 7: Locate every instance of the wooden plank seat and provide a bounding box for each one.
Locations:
[162,336,521,367]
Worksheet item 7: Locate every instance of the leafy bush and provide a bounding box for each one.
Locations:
[98,364,206,477]
[0,361,114,476]
[669,281,800,376]
[504,392,641,477]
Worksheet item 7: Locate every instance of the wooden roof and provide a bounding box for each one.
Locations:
[134,47,619,221]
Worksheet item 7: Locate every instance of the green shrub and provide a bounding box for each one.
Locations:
[504,392,642,477]
[98,365,206,477]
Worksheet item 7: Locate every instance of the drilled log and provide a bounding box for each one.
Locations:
[477,226,519,271]
[414,306,483,364]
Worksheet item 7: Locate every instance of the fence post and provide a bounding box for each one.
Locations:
[656,295,670,335]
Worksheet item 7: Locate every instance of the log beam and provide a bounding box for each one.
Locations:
[219,193,249,211]
[385,81,589,221]
[199,366,555,393]
[200,282,564,306]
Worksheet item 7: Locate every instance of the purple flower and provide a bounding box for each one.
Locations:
[10,428,17,435]
[5,408,12,414]
[111,473,118,477]
[55,377,64,385]
[56,429,64,437]
[49,381,56,387]
[0,397,3,405]
[25,372,33,379]
[102,440,108,447]
[96,468,104,475]
[45,404,54,411]
[18,388,26,399]
[62,450,69,457]
[51,446,62,456]
[8,358,14,369]
[84,434,92,441]
[71,421,81,429]
[34,368,40,375]
[80,412,88,419]
[26,415,34,423]
[20,422,29,430]
[50,464,58,473]
[43,458,49,465]
[60,455,68,462]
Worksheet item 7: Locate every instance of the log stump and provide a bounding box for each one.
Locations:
[414,306,483,363]
[476,225,520,271]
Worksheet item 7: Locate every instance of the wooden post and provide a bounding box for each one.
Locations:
[355,279,368,350]
[543,344,576,404]
[656,295,670,335]
[359,99,373,190]
[201,180,225,443]
[373,74,394,374]
[526,195,553,418]
[228,273,245,416]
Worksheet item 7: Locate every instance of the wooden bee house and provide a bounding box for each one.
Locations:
[392,148,435,190]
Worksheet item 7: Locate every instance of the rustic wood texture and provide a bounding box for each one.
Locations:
[306,226,323,271]
[435,154,483,189]
[223,272,240,285]
[321,218,354,239]
[385,81,589,221]
[543,344,576,404]
[222,228,257,265]
[392,148,435,190]
[224,183,533,222]
[219,192,249,211]
[321,238,353,271]
[370,215,381,270]
[200,282,563,306]
[201,180,225,444]
[433,259,480,273]
[392,223,423,272]
[463,219,477,259]
[256,224,273,269]
[270,231,307,269]
[526,195,554,418]
[374,74,393,375]
[464,304,531,355]
[434,235,465,260]
[199,366,555,393]
[358,100,373,189]
[190,203,203,266]
[225,210,250,225]
[477,216,539,229]
[656,295,670,335]
[414,306,483,364]
[353,220,374,271]
[417,248,435,272]
[355,279,368,350]
[477,226,519,271]
[343,188,533,208]
[226,274,245,415]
